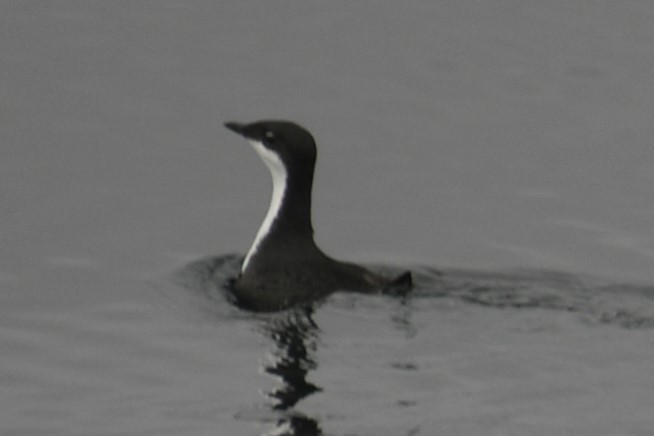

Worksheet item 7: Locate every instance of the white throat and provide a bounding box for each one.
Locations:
[242,140,288,273]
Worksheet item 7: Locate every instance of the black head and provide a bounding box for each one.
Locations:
[224,120,317,170]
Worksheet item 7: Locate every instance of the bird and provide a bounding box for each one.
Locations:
[224,120,411,312]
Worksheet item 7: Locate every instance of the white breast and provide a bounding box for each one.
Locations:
[241,141,288,273]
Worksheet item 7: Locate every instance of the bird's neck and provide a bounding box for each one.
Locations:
[242,164,317,273]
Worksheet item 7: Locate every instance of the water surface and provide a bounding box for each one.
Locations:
[3,2,654,435]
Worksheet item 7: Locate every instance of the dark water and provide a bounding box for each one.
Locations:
[3,2,654,435]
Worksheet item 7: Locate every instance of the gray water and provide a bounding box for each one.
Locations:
[3,2,654,435]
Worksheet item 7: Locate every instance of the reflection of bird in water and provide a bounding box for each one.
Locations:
[272,415,322,436]
[259,308,323,435]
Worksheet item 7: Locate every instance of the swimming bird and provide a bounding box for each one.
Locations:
[224,120,411,312]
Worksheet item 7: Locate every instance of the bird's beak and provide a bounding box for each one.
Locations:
[224,122,245,136]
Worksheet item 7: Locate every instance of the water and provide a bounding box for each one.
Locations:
[3,2,654,435]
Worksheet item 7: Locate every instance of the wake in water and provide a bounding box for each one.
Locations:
[170,255,654,435]
[173,254,654,329]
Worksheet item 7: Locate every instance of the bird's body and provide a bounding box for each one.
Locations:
[225,120,411,312]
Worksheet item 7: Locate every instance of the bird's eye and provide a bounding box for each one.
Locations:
[264,130,276,143]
